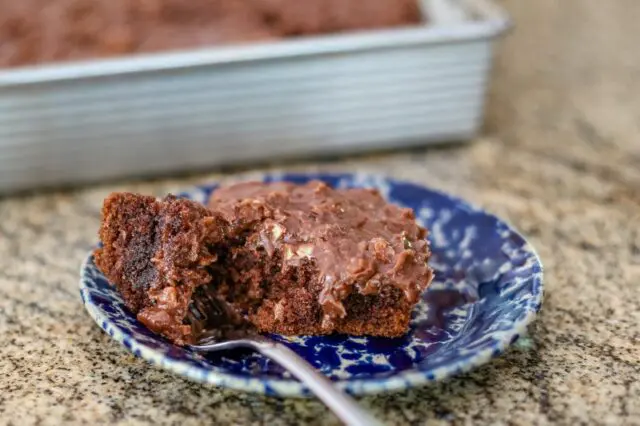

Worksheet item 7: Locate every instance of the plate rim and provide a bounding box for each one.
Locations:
[79,172,544,397]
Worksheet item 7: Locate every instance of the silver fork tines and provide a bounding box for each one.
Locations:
[186,285,383,426]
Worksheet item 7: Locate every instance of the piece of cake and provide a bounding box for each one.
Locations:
[94,193,231,344]
[94,181,433,345]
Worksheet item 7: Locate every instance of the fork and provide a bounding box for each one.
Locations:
[186,287,384,426]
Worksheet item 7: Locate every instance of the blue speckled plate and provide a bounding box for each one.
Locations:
[80,173,543,397]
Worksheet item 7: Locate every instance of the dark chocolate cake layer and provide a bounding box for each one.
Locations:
[94,181,433,344]
[94,193,229,344]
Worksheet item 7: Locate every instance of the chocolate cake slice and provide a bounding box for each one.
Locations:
[94,193,229,344]
[95,181,433,345]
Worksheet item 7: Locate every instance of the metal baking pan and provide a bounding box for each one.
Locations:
[0,0,510,194]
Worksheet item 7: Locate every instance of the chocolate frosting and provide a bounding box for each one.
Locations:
[1,0,421,68]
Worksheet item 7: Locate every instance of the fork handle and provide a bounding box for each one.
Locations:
[255,339,384,426]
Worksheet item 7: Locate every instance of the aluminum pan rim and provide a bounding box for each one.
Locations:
[0,0,510,87]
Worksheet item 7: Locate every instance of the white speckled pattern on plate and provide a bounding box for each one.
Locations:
[80,172,544,397]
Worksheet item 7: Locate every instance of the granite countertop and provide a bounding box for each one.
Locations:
[1,1,639,425]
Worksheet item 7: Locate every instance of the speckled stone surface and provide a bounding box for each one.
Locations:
[1,0,639,425]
